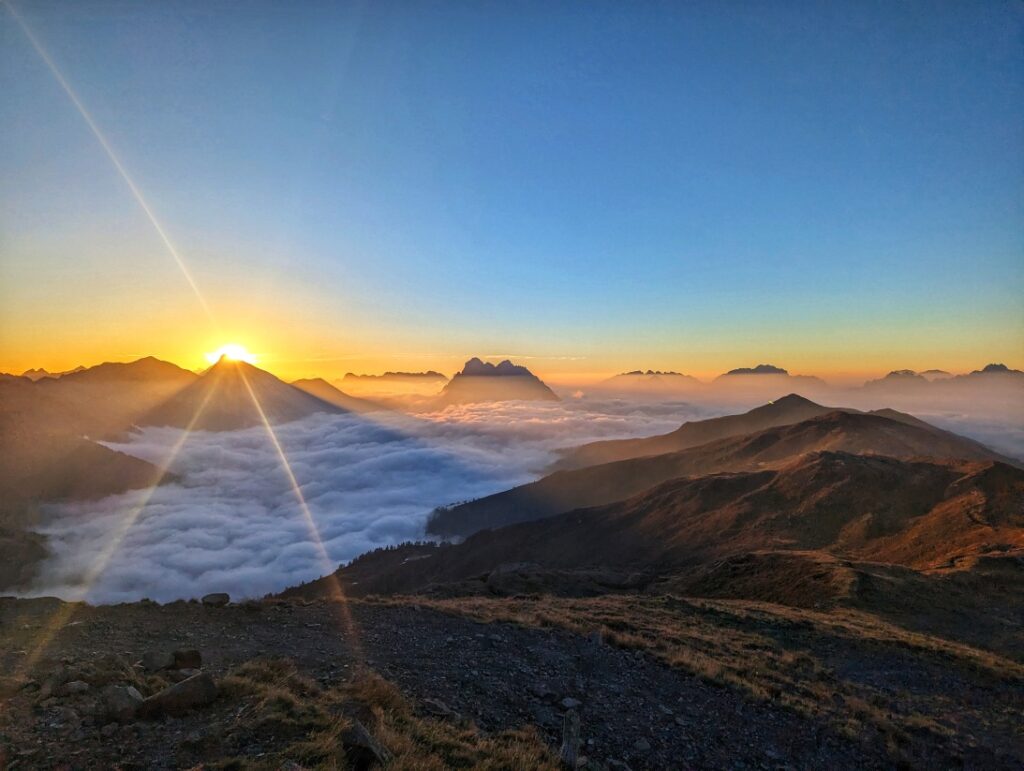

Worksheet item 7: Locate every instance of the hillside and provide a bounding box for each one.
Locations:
[431,408,1015,538]
[304,453,1024,600]
[291,377,386,413]
[554,394,990,472]
[554,394,835,470]
[0,375,168,522]
[32,356,198,439]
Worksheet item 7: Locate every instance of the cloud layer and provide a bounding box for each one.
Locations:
[26,399,702,603]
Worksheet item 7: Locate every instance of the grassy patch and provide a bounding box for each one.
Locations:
[209,657,557,770]
[366,593,1023,766]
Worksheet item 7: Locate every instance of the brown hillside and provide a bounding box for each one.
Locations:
[430,409,1015,538]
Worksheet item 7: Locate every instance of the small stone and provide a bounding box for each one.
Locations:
[139,673,218,718]
[102,685,144,722]
[560,697,582,710]
[165,668,202,683]
[421,697,460,721]
[633,738,651,752]
[61,680,90,696]
[100,722,118,738]
[201,592,230,607]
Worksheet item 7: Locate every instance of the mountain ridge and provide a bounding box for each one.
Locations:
[429,405,1018,539]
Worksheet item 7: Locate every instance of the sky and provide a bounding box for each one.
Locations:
[1,0,1022,382]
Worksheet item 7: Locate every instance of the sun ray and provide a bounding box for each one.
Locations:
[236,365,365,660]
[3,0,217,327]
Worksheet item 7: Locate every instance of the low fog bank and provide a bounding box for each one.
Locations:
[24,399,700,603]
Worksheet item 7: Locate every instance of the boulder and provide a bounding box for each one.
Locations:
[339,720,391,769]
[141,650,175,673]
[102,685,144,722]
[560,709,580,769]
[139,672,218,719]
[201,592,230,607]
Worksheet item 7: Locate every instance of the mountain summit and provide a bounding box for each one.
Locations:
[722,363,789,376]
[142,357,343,431]
[435,358,559,406]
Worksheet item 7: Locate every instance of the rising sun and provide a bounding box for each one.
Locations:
[205,343,257,365]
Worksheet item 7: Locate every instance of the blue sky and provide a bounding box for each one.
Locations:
[1,0,1021,378]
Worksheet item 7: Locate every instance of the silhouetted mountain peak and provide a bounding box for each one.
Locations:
[143,358,342,430]
[342,371,447,381]
[57,356,197,384]
[457,358,533,377]
[436,358,559,404]
[765,393,818,409]
[724,364,789,376]
[619,369,685,376]
[975,363,1022,375]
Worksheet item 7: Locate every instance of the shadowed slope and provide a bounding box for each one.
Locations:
[0,374,171,524]
[430,409,1017,538]
[0,366,185,589]
[33,356,198,439]
[142,358,343,431]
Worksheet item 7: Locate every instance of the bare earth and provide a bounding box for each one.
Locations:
[1,594,1021,770]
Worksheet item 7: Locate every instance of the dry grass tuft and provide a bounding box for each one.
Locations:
[211,657,557,770]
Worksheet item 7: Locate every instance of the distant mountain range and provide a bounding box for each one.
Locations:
[434,358,560,406]
[342,371,448,381]
[20,365,86,381]
[864,363,1024,392]
[595,370,703,395]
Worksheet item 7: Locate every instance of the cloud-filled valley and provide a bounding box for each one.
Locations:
[25,399,701,603]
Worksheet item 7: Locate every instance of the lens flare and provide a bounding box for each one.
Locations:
[205,343,257,365]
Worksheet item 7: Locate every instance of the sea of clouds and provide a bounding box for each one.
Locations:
[26,398,709,604]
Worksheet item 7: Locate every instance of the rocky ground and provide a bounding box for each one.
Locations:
[0,594,1021,769]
